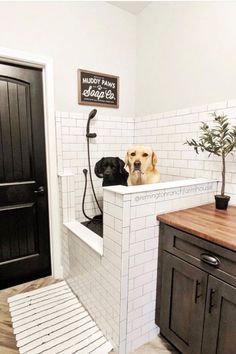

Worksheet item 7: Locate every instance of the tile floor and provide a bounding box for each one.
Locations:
[129,335,178,354]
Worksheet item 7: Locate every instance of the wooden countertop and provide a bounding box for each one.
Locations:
[157,204,236,251]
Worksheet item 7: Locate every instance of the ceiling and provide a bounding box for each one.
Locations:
[107,1,151,15]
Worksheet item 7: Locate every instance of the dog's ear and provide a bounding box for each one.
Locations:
[94,158,104,178]
[152,151,158,167]
[124,152,129,167]
[116,157,129,176]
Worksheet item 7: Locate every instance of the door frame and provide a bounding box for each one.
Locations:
[0,46,62,279]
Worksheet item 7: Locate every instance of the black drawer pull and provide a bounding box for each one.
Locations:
[209,288,216,313]
[194,280,202,303]
[200,253,220,267]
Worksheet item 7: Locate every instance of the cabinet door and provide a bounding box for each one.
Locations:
[160,252,207,354]
[202,276,236,354]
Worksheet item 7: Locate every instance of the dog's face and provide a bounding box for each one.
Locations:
[125,146,158,174]
[94,157,128,186]
[96,158,120,178]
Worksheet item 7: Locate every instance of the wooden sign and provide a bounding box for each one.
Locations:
[78,69,119,108]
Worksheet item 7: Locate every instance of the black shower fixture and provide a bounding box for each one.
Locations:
[82,109,103,237]
[86,109,97,138]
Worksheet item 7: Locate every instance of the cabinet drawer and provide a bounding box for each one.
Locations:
[161,223,236,286]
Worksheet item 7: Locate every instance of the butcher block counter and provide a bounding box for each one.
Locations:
[157,203,236,251]
[156,203,236,354]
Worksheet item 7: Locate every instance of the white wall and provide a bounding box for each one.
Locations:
[0,1,136,116]
[136,2,236,115]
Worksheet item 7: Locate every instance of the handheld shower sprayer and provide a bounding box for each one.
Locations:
[82,169,92,221]
[82,109,103,223]
[86,109,97,138]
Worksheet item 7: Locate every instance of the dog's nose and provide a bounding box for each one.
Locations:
[134,160,141,168]
[104,166,112,176]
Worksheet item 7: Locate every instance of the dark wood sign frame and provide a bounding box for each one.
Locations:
[78,69,119,108]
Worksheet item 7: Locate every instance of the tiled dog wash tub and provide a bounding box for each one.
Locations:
[62,178,217,354]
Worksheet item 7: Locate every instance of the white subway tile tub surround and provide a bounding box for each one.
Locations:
[64,221,103,256]
[56,100,236,227]
[63,194,128,353]
[135,100,236,205]
[62,178,217,354]
[57,99,235,354]
[103,179,217,353]
[58,173,75,223]
[56,111,134,222]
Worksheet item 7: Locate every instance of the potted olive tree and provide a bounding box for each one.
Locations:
[185,112,236,210]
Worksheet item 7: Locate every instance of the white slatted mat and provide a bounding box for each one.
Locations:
[8,281,113,354]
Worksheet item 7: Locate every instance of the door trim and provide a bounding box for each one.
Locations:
[0,46,62,278]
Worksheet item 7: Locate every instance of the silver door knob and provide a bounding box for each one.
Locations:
[34,186,45,195]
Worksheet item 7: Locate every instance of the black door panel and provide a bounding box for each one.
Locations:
[0,203,38,262]
[160,252,207,354]
[202,276,236,354]
[0,79,33,183]
[0,63,51,289]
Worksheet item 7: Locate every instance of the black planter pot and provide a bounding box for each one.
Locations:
[215,195,230,210]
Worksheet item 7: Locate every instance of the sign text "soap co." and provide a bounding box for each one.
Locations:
[78,69,119,108]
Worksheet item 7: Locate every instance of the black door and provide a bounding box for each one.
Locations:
[202,276,236,354]
[0,63,51,289]
[160,252,207,354]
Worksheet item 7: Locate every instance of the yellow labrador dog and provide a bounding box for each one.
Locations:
[125,145,160,185]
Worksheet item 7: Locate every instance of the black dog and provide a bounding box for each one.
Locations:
[95,157,128,186]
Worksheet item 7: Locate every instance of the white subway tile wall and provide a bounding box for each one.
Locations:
[135,100,236,204]
[56,101,236,224]
[62,178,217,353]
[123,181,217,353]
[59,174,76,222]
[56,112,135,222]
[57,99,235,354]
[62,189,130,354]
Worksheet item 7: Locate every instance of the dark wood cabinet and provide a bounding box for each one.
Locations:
[202,276,236,354]
[160,252,207,354]
[156,223,236,354]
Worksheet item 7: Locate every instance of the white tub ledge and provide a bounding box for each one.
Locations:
[64,221,103,256]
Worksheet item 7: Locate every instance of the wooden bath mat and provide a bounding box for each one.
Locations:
[8,281,113,354]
